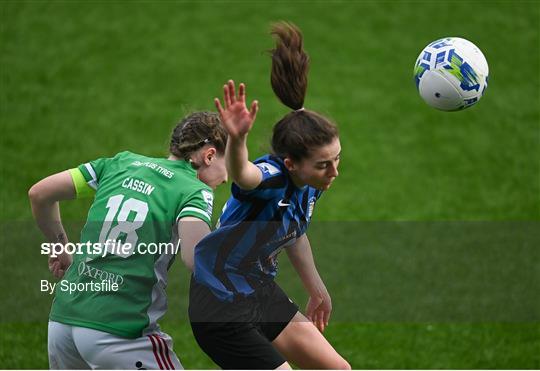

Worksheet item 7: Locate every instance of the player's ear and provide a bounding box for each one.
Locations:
[203,147,217,166]
[283,157,296,172]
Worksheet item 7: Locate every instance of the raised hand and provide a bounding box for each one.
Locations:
[214,80,258,138]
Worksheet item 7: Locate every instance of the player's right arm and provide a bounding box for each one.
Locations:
[28,170,76,278]
[175,186,215,271]
[177,217,211,272]
[214,80,261,190]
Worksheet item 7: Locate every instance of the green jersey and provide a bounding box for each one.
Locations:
[50,151,213,338]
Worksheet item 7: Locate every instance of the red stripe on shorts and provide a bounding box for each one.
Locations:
[153,334,170,370]
[147,335,165,370]
[158,335,175,370]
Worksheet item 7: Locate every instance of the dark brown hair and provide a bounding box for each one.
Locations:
[169,111,227,161]
[269,22,338,161]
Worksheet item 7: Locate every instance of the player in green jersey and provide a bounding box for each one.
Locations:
[29,111,228,369]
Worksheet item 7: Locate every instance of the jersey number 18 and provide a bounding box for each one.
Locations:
[98,194,148,258]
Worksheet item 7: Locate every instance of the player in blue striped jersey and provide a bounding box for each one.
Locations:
[194,154,322,302]
[189,22,350,370]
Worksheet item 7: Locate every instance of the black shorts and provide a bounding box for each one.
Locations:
[188,277,299,369]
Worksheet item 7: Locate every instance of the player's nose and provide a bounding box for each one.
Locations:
[327,164,339,178]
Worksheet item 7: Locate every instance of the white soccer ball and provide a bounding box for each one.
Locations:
[414,37,489,111]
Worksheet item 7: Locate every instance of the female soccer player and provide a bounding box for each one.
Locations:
[188,23,351,369]
[29,112,228,369]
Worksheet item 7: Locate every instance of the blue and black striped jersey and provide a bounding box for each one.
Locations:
[193,155,322,302]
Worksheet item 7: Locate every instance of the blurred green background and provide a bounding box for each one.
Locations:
[1,0,538,369]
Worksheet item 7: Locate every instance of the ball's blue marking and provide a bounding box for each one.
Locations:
[429,38,452,49]
[435,51,446,68]
[443,49,481,92]
[414,62,430,89]
[459,63,481,92]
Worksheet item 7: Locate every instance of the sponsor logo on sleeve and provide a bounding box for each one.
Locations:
[202,190,214,216]
[256,162,280,176]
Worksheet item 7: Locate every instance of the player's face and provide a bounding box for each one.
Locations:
[199,154,227,189]
[288,137,341,191]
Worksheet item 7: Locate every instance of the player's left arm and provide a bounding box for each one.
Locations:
[177,216,211,272]
[286,234,332,333]
[28,170,77,278]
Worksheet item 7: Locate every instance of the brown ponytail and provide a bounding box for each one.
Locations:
[269,22,338,161]
[270,22,309,111]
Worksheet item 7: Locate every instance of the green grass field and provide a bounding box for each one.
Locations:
[1,1,539,369]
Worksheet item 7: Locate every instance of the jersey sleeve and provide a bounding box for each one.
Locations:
[76,157,111,191]
[231,161,287,201]
[176,188,214,227]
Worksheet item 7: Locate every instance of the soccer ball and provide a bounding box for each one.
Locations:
[414,37,489,111]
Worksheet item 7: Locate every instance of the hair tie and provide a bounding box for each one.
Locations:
[294,107,305,112]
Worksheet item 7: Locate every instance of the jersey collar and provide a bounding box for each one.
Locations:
[165,158,198,177]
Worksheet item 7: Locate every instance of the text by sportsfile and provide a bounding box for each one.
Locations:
[41,279,119,295]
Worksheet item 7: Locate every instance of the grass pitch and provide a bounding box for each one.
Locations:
[1,1,538,369]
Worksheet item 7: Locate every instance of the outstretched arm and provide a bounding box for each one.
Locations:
[286,234,332,333]
[28,170,76,278]
[214,80,261,190]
